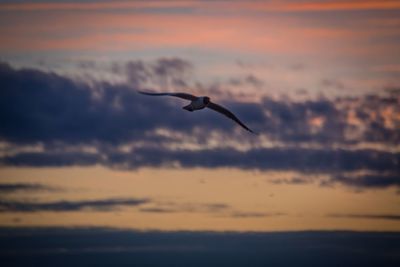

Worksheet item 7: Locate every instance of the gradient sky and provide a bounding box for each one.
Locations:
[0,0,399,232]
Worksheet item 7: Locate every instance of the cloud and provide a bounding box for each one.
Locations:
[327,213,400,221]
[321,78,345,90]
[3,147,398,175]
[270,176,312,185]
[0,196,235,216]
[2,151,102,167]
[139,201,280,218]
[0,61,399,189]
[152,58,192,77]
[0,183,58,194]
[270,172,400,189]
[262,97,346,143]
[109,58,192,88]
[229,211,285,218]
[0,60,242,145]
[120,60,150,86]
[140,207,285,219]
[328,173,400,189]
[228,74,265,89]
[139,202,229,214]
[0,198,149,213]
[1,61,399,146]
[106,147,399,177]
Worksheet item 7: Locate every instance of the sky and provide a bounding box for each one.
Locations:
[0,0,399,237]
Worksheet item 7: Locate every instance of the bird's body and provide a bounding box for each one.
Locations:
[182,96,210,111]
[138,91,256,134]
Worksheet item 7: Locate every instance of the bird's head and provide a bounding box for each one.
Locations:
[203,96,211,105]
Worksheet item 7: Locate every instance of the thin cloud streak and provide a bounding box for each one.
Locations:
[139,202,229,214]
[0,196,242,216]
[328,173,400,189]
[0,198,149,213]
[0,183,58,194]
[229,211,285,218]
[328,213,400,221]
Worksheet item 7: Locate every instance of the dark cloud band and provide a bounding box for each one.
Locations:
[0,61,399,189]
[2,147,398,173]
[1,61,399,145]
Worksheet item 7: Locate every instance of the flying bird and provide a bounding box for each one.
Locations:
[138,91,256,134]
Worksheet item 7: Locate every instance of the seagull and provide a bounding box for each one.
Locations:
[138,91,256,134]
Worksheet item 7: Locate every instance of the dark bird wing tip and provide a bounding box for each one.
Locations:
[249,129,258,135]
[244,127,258,135]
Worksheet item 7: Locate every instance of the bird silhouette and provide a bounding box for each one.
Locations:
[138,91,256,134]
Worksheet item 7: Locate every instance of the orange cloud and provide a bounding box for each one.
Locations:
[0,11,375,55]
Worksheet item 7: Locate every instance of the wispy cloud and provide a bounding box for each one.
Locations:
[139,202,229,214]
[139,201,281,218]
[0,183,58,194]
[229,211,285,218]
[0,198,149,213]
[327,173,400,189]
[0,197,240,216]
[327,213,400,221]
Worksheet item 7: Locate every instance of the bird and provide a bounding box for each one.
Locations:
[138,91,256,134]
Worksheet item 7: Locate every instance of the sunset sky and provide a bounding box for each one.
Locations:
[0,0,399,236]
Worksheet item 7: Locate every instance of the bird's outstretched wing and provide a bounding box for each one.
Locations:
[138,91,197,101]
[207,102,256,134]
